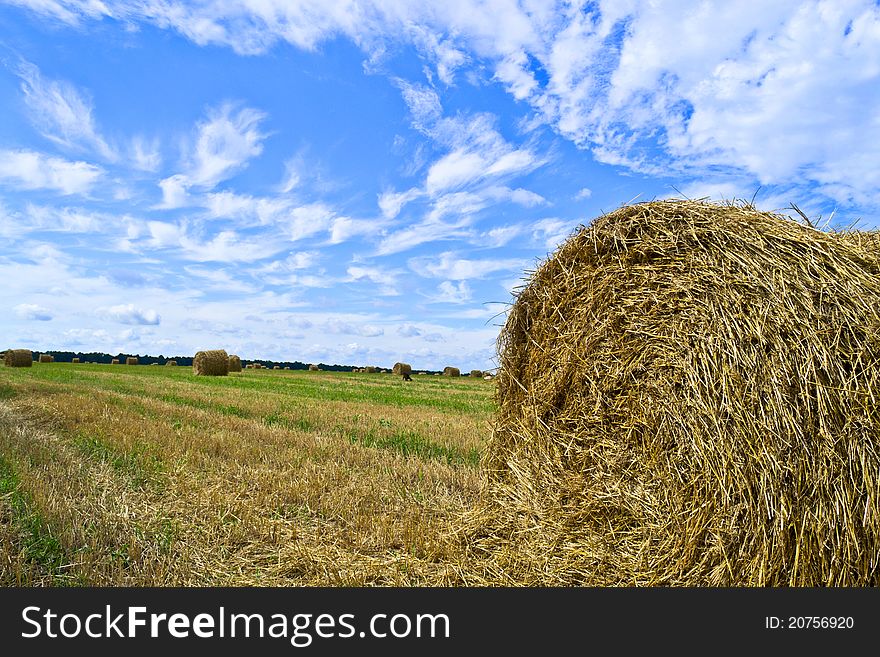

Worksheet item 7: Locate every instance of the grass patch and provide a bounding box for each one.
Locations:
[0,455,72,584]
[72,432,164,489]
[0,383,16,400]
[348,428,480,467]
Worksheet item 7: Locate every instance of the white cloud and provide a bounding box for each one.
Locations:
[99,303,161,326]
[431,280,472,304]
[47,0,875,207]
[156,174,190,209]
[531,217,582,250]
[14,303,53,321]
[323,318,384,338]
[183,103,267,188]
[378,187,423,219]
[328,216,379,245]
[130,136,162,171]
[4,0,111,25]
[574,187,592,200]
[16,60,115,161]
[0,149,103,195]
[409,251,525,280]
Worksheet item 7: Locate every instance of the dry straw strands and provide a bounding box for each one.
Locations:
[4,349,32,368]
[126,357,138,366]
[442,367,460,377]
[228,355,243,372]
[473,199,880,586]
[193,349,229,376]
[392,362,412,375]
[38,354,53,363]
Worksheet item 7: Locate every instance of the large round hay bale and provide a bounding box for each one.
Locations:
[442,366,460,377]
[392,362,412,375]
[111,359,120,365]
[469,369,483,378]
[166,360,177,367]
[125,357,138,366]
[193,349,229,376]
[363,366,376,373]
[308,364,319,371]
[478,199,880,586]
[38,354,53,363]
[254,363,262,370]
[4,349,33,368]
[228,354,242,372]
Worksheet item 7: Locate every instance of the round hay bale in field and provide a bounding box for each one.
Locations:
[470,369,483,378]
[442,366,460,377]
[254,363,262,370]
[483,374,493,380]
[71,357,81,364]
[364,366,377,373]
[111,359,120,365]
[392,362,412,375]
[166,360,177,367]
[193,349,229,376]
[433,372,440,376]
[273,365,281,370]
[283,366,290,370]
[38,354,53,363]
[4,349,33,368]
[308,364,319,371]
[477,199,880,586]
[228,354,243,372]
[125,357,138,366]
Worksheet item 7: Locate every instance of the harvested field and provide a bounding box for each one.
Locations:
[0,362,494,585]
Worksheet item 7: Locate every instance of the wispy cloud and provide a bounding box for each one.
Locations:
[16,60,116,161]
[14,303,53,321]
[99,303,161,326]
[408,251,525,280]
[430,280,472,304]
[0,149,103,195]
[186,103,267,187]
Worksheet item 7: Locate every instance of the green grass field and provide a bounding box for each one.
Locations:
[0,363,496,585]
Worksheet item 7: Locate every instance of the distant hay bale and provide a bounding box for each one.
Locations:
[126,357,138,366]
[273,365,281,370]
[283,366,290,370]
[363,366,377,373]
[442,366,460,377]
[111,359,120,365]
[433,373,440,376]
[254,363,262,369]
[475,198,880,586]
[245,364,254,369]
[166,360,177,367]
[38,354,53,363]
[392,362,413,376]
[228,355,242,372]
[483,375,493,380]
[71,357,81,364]
[193,349,229,377]
[4,349,33,368]
[470,369,483,378]
[308,364,319,371]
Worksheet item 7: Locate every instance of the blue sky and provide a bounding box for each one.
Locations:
[1,1,879,370]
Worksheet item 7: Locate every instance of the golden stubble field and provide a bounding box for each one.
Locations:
[0,363,504,586]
